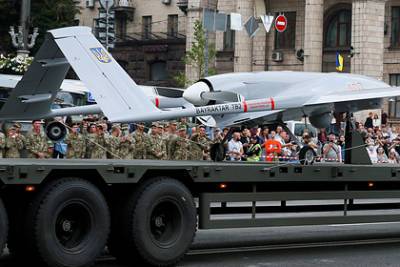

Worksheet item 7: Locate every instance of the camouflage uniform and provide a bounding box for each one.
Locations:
[65,132,86,159]
[90,133,109,159]
[85,133,97,158]
[146,133,167,160]
[132,131,147,159]
[190,133,211,160]
[25,131,49,158]
[5,134,24,158]
[0,132,5,158]
[170,127,190,160]
[107,134,121,159]
[119,134,135,159]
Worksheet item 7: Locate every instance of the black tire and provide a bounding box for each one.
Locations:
[299,145,317,165]
[27,178,110,267]
[124,178,196,266]
[0,197,8,257]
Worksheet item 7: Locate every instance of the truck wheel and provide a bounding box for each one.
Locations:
[28,178,110,267]
[126,178,196,266]
[299,145,316,165]
[0,197,8,256]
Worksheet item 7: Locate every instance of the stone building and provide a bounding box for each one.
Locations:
[76,0,186,87]
[75,0,400,123]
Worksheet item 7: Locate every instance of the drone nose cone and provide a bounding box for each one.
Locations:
[183,81,210,106]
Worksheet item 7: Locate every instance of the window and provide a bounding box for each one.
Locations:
[325,9,351,48]
[116,16,127,40]
[142,16,152,39]
[150,62,168,81]
[389,74,400,118]
[275,12,296,50]
[392,7,400,47]
[168,15,179,37]
[223,15,235,51]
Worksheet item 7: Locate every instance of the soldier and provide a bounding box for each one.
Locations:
[13,122,26,157]
[132,122,147,159]
[46,140,54,158]
[170,125,190,160]
[0,127,5,159]
[119,124,134,159]
[65,123,86,159]
[25,120,48,159]
[146,122,167,160]
[5,127,24,158]
[166,121,178,160]
[107,124,121,159]
[190,125,211,160]
[85,123,97,158]
[90,124,109,159]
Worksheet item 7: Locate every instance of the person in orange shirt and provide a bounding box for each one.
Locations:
[264,131,282,162]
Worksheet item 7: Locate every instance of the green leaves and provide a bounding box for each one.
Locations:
[174,20,216,87]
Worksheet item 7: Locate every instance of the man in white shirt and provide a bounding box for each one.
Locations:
[227,132,243,161]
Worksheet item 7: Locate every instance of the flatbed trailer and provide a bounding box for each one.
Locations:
[1,159,400,267]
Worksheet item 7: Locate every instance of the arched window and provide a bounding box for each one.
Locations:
[325,9,352,48]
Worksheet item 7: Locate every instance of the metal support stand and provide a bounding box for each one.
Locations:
[344,112,371,165]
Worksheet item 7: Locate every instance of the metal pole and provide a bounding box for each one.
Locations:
[204,29,209,77]
[105,1,109,51]
[20,0,31,51]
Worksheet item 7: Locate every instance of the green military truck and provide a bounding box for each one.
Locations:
[1,157,400,267]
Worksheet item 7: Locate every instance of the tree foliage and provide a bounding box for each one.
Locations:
[0,0,79,54]
[175,20,216,87]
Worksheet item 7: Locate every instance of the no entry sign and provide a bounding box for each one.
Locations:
[275,15,287,32]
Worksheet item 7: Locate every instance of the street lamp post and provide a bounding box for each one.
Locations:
[9,0,39,57]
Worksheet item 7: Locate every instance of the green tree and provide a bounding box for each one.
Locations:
[174,20,216,87]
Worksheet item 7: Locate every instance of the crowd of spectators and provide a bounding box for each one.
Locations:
[3,111,400,164]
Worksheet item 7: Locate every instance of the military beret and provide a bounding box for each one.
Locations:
[178,125,187,131]
[111,123,121,130]
[13,122,22,129]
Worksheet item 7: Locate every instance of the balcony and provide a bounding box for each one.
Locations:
[176,0,188,13]
[114,0,135,21]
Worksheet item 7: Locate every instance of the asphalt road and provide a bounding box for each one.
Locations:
[3,222,400,267]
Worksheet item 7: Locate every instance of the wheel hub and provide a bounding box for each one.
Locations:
[62,220,72,232]
[154,216,165,228]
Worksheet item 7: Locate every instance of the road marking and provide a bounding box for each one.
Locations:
[328,221,400,227]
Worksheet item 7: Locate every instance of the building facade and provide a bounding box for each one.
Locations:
[76,0,400,122]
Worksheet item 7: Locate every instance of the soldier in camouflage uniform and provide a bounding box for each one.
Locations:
[89,124,109,159]
[170,125,190,160]
[165,121,178,160]
[146,122,167,160]
[65,124,86,159]
[85,123,97,158]
[25,120,49,159]
[107,124,121,159]
[5,127,24,158]
[119,124,135,159]
[189,125,211,160]
[132,122,147,159]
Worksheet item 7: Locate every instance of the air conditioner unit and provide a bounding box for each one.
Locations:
[86,0,94,8]
[162,0,171,4]
[271,51,283,62]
